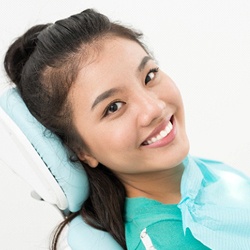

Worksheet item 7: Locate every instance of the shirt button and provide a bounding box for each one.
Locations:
[140,231,147,238]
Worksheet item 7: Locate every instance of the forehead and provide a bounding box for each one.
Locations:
[76,37,148,81]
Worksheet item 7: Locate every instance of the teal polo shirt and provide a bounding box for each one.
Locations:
[125,197,210,249]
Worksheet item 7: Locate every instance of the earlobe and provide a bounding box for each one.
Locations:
[77,152,99,168]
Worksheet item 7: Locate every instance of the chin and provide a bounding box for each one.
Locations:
[171,135,190,167]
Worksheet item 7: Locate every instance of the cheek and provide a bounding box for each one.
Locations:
[172,88,184,108]
[86,122,137,169]
[88,120,136,152]
[159,80,183,107]
[157,73,181,97]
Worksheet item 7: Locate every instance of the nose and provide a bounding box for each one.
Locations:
[135,90,166,127]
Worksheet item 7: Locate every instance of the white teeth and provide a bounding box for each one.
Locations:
[156,135,162,140]
[160,130,168,137]
[145,120,173,145]
[151,137,157,143]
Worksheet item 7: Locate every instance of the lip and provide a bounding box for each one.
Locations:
[141,115,176,148]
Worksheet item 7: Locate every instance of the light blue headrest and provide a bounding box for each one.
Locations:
[0,87,88,212]
[68,215,123,249]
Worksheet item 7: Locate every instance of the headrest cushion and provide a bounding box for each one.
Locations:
[0,88,88,212]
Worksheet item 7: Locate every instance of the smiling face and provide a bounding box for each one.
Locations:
[70,37,189,184]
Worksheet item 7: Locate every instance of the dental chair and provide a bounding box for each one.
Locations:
[0,86,122,249]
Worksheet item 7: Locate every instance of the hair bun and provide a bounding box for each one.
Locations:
[4,24,50,85]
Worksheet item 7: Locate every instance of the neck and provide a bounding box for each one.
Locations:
[121,163,184,204]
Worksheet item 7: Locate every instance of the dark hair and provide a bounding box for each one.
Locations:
[4,9,147,249]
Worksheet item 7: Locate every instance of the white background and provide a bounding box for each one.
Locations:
[0,0,250,249]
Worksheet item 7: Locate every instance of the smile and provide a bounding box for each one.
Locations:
[142,118,174,146]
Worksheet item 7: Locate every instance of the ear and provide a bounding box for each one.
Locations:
[77,151,99,168]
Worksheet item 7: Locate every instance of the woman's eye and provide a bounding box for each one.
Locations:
[145,67,159,85]
[104,101,123,116]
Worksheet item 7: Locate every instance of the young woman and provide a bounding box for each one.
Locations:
[4,9,250,250]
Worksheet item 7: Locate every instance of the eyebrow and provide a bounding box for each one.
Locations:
[137,56,153,72]
[91,88,121,110]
